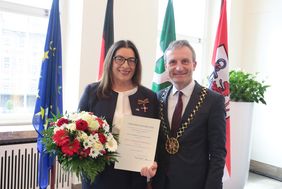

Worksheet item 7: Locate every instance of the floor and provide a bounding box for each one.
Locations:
[245,172,282,189]
[72,172,282,189]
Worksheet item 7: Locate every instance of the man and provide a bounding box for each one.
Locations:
[152,40,226,189]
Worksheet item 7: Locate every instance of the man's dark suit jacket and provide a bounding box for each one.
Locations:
[153,81,226,189]
[78,82,158,189]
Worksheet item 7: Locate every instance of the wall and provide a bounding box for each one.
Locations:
[61,0,158,112]
[61,0,83,112]
[242,0,282,168]
[222,0,282,169]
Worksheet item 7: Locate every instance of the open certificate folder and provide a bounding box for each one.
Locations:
[114,115,160,172]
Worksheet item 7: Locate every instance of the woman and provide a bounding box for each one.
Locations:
[78,40,158,189]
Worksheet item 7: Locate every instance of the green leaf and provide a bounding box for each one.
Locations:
[229,70,270,104]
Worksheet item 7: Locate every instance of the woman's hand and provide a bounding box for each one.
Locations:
[140,161,158,178]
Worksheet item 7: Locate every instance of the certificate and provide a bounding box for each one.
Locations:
[114,115,160,172]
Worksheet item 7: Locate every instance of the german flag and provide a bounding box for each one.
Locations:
[98,0,114,80]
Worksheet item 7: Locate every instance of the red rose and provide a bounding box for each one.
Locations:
[57,118,69,127]
[53,130,70,146]
[95,117,104,127]
[79,147,91,158]
[98,133,106,144]
[76,119,88,131]
[100,150,106,155]
[61,139,80,156]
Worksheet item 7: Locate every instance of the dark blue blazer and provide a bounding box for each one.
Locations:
[78,82,158,189]
[153,81,226,189]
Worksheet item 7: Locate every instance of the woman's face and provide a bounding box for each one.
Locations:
[112,47,137,85]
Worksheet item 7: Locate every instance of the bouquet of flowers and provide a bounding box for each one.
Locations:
[42,111,118,182]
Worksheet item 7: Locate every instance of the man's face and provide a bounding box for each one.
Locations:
[165,46,196,90]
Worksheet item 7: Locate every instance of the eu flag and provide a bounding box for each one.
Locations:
[32,0,63,188]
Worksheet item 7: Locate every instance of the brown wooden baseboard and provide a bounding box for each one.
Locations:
[250,159,282,181]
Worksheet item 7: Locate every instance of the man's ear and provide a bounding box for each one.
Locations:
[193,61,197,71]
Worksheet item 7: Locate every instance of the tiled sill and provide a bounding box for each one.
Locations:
[0,125,35,132]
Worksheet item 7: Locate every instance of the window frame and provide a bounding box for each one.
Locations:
[0,0,50,127]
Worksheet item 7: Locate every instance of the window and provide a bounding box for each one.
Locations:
[0,0,51,125]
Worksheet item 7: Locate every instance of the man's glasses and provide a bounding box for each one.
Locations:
[113,56,137,66]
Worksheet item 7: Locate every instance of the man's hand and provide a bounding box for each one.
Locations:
[140,161,158,178]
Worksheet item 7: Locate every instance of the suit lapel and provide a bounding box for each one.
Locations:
[103,92,118,125]
[181,82,203,124]
[161,86,173,133]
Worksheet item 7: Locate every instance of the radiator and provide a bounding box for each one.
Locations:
[0,143,78,189]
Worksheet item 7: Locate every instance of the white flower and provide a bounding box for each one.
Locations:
[83,140,91,149]
[93,137,103,149]
[68,112,80,121]
[88,119,100,131]
[80,112,93,123]
[67,122,76,131]
[89,140,104,158]
[103,122,110,132]
[89,148,100,158]
[78,131,89,142]
[53,125,65,134]
[105,136,118,152]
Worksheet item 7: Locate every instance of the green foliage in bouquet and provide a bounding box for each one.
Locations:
[42,111,118,183]
[229,70,270,104]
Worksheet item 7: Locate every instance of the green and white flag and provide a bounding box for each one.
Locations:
[152,0,176,92]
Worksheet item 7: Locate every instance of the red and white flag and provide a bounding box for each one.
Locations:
[209,0,231,181]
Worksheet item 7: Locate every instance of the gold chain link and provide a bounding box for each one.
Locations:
[159,87,208,139]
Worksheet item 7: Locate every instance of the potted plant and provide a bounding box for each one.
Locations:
[229,70,270,104]
[224,70,269,189]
